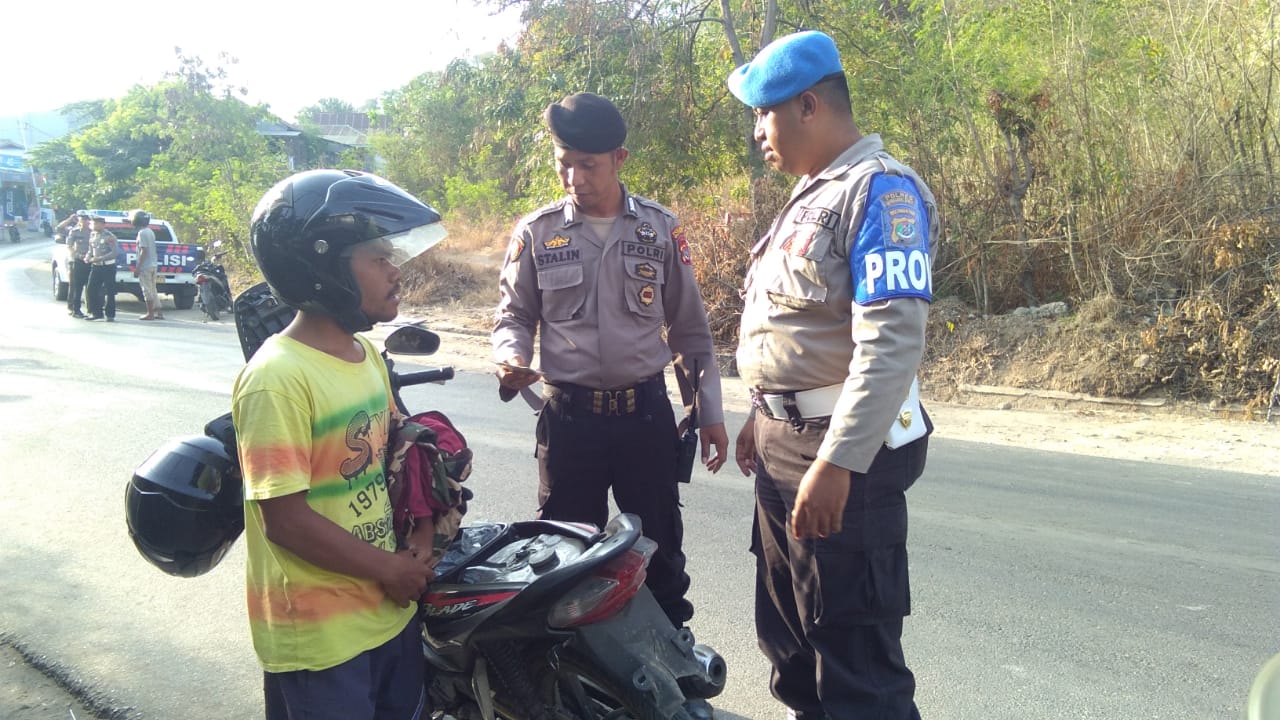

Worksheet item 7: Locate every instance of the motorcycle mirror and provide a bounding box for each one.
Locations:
[385,325,440,356]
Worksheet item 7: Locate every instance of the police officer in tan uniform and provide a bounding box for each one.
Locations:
[58,210,92,317]
[84,215,119,322]
[493,93,729,636]
[727,32,939,719]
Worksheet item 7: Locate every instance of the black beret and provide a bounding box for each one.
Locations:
[544,93,627,153]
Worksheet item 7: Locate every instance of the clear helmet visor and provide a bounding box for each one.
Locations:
[352,222,448,267]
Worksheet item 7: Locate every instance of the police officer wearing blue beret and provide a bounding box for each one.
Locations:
[493,95,729,718]
[727,31,939,720]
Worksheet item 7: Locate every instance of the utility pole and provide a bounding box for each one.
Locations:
[18,117,42,224]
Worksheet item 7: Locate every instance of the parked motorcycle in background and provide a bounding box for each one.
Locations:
[4,219,19,243]
[192,241,232,321]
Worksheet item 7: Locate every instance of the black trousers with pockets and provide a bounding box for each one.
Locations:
[752,414,927,719]
[67,259,90,313]
[535,379,692,625]
[86,264,116,319]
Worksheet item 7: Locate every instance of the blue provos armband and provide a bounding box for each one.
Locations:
[851,173,932,304]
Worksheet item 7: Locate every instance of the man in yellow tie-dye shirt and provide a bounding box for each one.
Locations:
[233,169,449,720]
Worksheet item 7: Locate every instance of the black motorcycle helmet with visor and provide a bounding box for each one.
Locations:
[250,169,446,332]
[125,433,244,577]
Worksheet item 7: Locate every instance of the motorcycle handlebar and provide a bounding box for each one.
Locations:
[392,367,455,387]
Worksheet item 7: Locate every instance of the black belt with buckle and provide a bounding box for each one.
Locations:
[545,375,664,417]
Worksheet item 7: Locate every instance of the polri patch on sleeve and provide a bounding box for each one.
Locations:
[673,226,692,265]
[850,173,932,305]
[508,237,525,264]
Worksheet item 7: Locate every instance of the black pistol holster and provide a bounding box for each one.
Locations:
[675,360,700,484]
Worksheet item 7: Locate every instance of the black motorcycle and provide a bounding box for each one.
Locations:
[128,283,727,720]
[4,221,18,243]
[193,242,232,321]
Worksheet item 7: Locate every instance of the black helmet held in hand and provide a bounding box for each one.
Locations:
[249,169,447,332]
[125,434,244,578]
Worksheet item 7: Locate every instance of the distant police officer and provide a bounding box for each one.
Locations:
[727,31,939,719]
[58,210,92,317]
[84,215,119,322]
[493,92,730,630]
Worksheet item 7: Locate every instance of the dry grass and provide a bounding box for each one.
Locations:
[399,216,511,309]
[401,190,1280,413]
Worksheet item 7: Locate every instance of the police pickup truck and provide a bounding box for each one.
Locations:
[52,210,202,310]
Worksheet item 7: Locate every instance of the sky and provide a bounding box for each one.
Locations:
[2,0,523,128]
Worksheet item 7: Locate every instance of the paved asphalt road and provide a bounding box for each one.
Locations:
[1,236,1276,719]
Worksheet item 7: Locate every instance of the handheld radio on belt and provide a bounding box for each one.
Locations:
[675,359,700,484]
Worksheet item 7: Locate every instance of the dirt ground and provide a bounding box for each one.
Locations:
[6,285,1276,720]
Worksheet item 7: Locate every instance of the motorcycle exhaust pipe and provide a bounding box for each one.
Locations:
[678,643,727,699]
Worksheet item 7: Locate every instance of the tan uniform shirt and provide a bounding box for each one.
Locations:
[86,230,118,266]
[737,134,939,472]
[493,188,724,425]
[65,227,91,261]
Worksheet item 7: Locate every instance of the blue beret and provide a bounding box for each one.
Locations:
[727,30,843,108]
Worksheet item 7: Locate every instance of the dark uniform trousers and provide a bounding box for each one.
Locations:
[752,414,927,720]
[67,258,90,314]
[536,376,693,626]
[87,263,117,319]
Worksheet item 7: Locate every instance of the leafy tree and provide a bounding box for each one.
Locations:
[297,97,357,124]
[27,137,97,215]
[39,51,287,265]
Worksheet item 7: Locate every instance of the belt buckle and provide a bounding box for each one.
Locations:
[751,391,775,419]
[592,388,637,416]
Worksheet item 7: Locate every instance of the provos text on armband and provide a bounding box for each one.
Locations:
[863,248,932,298]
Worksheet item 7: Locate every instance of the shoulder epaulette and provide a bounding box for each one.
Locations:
[630,195,675,219]
[517,199,570,229]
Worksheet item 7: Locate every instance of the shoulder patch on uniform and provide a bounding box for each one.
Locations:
[673,226,692,265]
[850,173,932,305]
[507,237,525,263]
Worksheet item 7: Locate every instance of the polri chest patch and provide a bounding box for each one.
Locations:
[622,241,665,262]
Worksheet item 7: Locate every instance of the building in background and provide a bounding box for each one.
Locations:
[0,139,37,224]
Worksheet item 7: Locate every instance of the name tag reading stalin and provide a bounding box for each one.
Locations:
[536,247,583,267]
[851,173,933,304]
[622,241,665,261]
